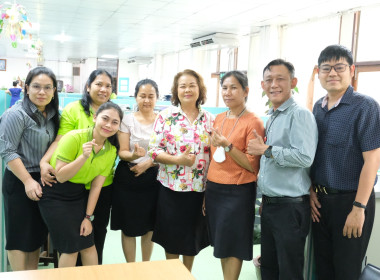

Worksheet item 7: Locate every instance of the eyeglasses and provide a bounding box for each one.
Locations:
[94,82,112,90]
[319,63,349,74]
[30,84,55,92]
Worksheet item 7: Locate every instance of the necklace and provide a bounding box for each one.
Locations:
[219,107,246,139]
[213,107,246,163]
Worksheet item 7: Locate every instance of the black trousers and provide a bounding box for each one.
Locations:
[77,184,113,265]
[261,199,310,280]
[312,191,375,280]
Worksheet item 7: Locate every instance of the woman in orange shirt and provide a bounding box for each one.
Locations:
[205,71,264,280]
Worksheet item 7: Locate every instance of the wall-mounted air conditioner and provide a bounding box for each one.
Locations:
[128,56,153,64]
[67,58,85,64]
[190,33,239,48]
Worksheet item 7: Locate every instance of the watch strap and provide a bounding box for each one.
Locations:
[85,214,94,221]
[353,201,366,209]
[224,143,233,152]
[264,146,273,158]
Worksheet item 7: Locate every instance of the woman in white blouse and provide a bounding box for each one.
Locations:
[111,79,160,262]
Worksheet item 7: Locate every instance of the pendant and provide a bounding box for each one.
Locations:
[213,146,226,163]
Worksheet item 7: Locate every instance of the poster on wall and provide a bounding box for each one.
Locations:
[118,77,129,93]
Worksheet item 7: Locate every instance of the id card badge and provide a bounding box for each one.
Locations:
[182,127,195,153]
[182,127,195,143]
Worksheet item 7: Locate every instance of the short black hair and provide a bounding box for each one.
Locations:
[13,81,18,87]
[263,59,295,79]
[220,71,249,102]
[318,45,353,66]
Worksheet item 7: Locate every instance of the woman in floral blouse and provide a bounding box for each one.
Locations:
[148,69,213,271]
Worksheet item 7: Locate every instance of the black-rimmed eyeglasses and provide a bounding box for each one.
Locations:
[319,63,349,74]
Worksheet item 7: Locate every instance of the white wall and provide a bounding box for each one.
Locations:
[0,57,73,91]
[117,59,139,96]
[0,57,36,89]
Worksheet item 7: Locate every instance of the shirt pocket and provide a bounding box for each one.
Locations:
[325,121,350,146]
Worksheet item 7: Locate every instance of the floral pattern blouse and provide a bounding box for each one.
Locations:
[148,105,214,192]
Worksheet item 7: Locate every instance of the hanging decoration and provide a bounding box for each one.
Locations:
[35,38,44,66]
[0,2,33,48]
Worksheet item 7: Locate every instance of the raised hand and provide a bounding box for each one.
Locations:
[210,127,228,147]
[178,146,196,167]
[82,139,97,158]
[133,143,146,158]
[247,130,268,156]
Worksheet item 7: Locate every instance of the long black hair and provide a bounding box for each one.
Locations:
[95,102,123,151]
[81,69,113,116]
[23,67,60,137]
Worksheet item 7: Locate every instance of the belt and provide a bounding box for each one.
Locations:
[262,195,309,204]
[313,185,357,195]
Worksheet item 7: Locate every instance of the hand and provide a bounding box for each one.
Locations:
[24,177,43,201]
[178,146,196,167]
[80,218,93,236]
[343,207,365,238]
[82,139,97,158]
[310,186,321,222]
[40,161,57,187]
[132,143,146,158]
[247,130,268,156]
[210,127,229,147]
[202,196,206,216]
[130,160,150,177]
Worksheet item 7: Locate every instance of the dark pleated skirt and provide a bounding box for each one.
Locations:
[152,183,209,256]
[2,169,48,251]
[38,180,94,254]
[205,180,256,260]
[111,160,159,236]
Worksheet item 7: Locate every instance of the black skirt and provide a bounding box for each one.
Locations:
[205,180,256,260]
[152,183,209,256]
[2,169,48,251]
[38,180,94,254]
[111,160,159,236]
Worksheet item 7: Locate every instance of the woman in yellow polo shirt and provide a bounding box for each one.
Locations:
[38,102,123,267]
[39,69,114,264]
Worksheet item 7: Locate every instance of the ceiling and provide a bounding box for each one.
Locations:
[1,0,379,62]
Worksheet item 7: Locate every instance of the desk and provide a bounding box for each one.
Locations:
[0,259,195,280]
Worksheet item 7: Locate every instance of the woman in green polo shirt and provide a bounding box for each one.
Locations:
[39,69,114,264]
[38,102,123,267]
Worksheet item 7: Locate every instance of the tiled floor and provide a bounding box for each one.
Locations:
[102,227,261,280]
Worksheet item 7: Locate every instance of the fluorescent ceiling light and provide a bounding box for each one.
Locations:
[54,32,71,43]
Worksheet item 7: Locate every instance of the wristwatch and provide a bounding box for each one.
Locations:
[264,146,273,158]
[85,214,94,221]
[353,201,366,209]
[224,143,233,153]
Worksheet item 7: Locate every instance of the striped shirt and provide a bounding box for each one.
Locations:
[0,102,57,172]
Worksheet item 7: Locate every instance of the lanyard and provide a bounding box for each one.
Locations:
[264,111,279,143]
[219,107,246,139]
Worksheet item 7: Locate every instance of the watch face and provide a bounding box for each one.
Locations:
[264,146,272,158]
